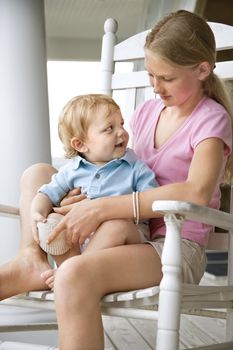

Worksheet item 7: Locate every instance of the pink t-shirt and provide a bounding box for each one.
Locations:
[130,96,232,246]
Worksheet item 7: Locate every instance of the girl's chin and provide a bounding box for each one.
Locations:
[161,98,174,107]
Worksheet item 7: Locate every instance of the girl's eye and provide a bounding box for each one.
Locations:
[163,77,174,82]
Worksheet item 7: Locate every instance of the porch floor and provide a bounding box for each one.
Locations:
[0,314,227,350]
[103,313,226,349]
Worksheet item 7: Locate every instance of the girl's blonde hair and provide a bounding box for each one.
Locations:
[58,94,120,158]
[145,10,233,183]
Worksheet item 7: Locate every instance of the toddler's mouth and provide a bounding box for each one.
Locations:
[115,142,124,147]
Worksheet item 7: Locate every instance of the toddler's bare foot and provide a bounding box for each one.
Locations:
[41,269,56,290]
[0,246,51,300]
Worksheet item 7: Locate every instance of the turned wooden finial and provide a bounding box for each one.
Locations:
[104,18,118,34]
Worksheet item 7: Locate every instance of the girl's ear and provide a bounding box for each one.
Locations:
[198,61,212,81]
[70,137,88,153]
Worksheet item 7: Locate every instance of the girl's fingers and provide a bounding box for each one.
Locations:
[66,187,81,197]
[53,205,73,215]
[47,220,66,243]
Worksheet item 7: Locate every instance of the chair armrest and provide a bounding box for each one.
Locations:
[0,204,20,218]
[152,200,233,231]
[2,199,232,228]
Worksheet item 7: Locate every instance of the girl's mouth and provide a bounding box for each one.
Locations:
[160,95,170,100]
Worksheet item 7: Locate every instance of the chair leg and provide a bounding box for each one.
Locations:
[156,214,184,350]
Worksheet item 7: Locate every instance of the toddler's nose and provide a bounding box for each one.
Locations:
[117,127,125,137]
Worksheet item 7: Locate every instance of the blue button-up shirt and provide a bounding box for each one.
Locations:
[39,148,158,206]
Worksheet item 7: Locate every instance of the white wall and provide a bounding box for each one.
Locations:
[0,0,51,263]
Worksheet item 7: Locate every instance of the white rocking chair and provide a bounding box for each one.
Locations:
[1,18,233,350]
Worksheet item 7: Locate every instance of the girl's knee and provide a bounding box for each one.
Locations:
[20,163,55,186]
[54,254,106,299]
[54,256,93,291]
[20,163,57,188]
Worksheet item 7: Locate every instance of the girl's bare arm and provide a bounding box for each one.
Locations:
[49,138,224,245]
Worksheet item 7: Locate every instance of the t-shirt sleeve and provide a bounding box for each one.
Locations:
[191,105,232,156]
[38,168,71,206]
[134,161,158,192]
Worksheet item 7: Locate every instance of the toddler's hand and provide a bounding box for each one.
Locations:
[30,212,47,244]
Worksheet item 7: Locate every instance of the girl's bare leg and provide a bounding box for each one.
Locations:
[0,163,57,300]
[54,244,162,350]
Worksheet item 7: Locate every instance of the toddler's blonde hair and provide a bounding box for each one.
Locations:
[58,94,120,158]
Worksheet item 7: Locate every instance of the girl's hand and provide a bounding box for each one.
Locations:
[60,187,87,207]
[48,199,102,246]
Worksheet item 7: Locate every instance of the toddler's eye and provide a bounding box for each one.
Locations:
[105,126,113,132]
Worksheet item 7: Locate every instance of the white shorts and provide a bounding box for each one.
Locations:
[146,237,207,284]
[136,223,151,242]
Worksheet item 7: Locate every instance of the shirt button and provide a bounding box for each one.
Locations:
[95,173,100,179]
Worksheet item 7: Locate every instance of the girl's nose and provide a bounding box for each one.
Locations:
[153,77,160,92]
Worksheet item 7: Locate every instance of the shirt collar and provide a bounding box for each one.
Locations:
[71,148,136,170]
[72,156,91,170]
[118,148,136,167]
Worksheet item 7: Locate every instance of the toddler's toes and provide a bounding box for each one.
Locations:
[41,269,56,290]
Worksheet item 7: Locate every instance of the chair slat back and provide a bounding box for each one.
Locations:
[101,19,233,125]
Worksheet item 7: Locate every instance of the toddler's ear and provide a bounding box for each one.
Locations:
[70,137,88,153]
